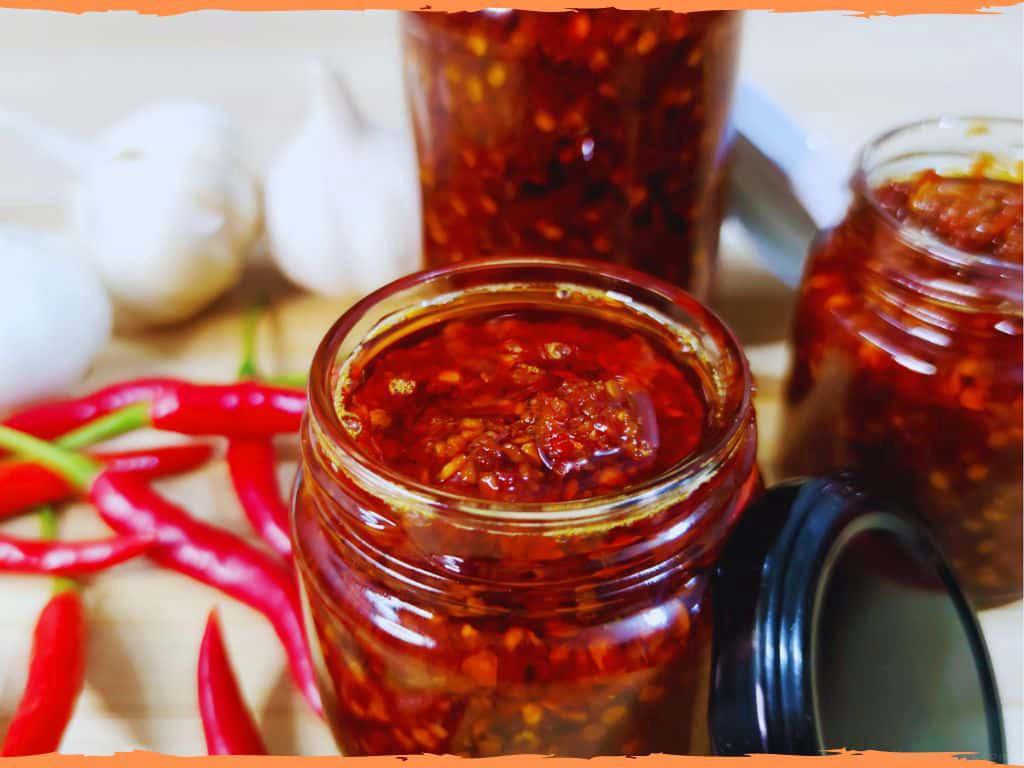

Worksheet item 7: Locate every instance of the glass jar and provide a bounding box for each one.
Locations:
[779,117,1023,608]
[401,11,741,299]
[294,257,758,756]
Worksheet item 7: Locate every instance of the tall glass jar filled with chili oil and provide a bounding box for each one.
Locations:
[779,117,1023,608]
[294,258,758,756]
[401,11,741,300]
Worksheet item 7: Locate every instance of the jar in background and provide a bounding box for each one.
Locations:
[779,117,1023,607]
[294,258,758,756]
[401,11,741,299]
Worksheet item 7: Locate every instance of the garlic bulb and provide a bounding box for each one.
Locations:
[71,103,262,327]
[266,61,421,298]
[0,227,112,409]
[0,102,261,328]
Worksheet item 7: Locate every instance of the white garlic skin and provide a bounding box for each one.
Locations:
[266,62,421,298]
[71,103,262,328]
[0,227,112,409]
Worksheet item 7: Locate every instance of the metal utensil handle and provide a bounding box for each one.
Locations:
[729,82,849,286]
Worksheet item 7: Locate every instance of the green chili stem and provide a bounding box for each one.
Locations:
[37,505,60,541]
[236,299,309,387]
[237,298,267,381]
[265,373,308,388]
[0,426,99,489]
[37,505,76,595]
[58,402,150,451]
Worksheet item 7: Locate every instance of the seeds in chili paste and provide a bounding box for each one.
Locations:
[340,310,708,503]
[874,170,1022,263]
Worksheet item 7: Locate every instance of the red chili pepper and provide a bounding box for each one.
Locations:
[0,419,320,714]
[198,609,268,755]
[93,443,215,478]
[0,590,87,756]
[226,439,292,560]
[149,381,306,437]
[225,309,295,561]
[1,444,214,521]
[0,461,69,519]
[89,471,320,714]
[2,378,177,441]
[3,379,305,441]
[0,530,153,577]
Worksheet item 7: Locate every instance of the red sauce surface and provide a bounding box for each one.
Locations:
[341,310,707,503]
[874,170,1022,262]
[782,169,1023,606]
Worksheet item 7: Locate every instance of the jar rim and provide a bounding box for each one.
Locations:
[400,10,524,55]
[853,115,1023,280]
[400,9,726,59]
[307,256,754,528]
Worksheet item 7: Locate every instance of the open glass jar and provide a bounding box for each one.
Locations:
[293,258,757,756]
[778,117,1023,607]
[401,11,741,299]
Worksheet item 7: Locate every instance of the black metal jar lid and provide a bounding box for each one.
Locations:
[710,473,1005,761]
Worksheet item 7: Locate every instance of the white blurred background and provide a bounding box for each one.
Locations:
[0,8,1021,212]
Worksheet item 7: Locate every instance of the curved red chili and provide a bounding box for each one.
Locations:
[94,443,215,478]
[226,439,292,560]
[149,382,306,437]
[1,444,214,521]
[89,472,321,714]
[0,530,153,577]
[0,590,87,756]
[198,609,269,755]
[0,421,318,714]
[0,460,69,520]
[2,378,176,441]
[3,379,305,442]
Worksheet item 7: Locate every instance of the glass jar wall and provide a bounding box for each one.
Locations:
[293,258,758,756]
[401,11,741,299]
[779,117,1023,607]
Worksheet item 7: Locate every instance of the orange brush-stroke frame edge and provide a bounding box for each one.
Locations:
[0,752,1013,767]
[0,0,1020,16]
[0,0,1016,757]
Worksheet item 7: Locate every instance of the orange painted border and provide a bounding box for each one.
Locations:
[0,0,1020,17]
[0,753,1013,767]
[0,0,1017,764]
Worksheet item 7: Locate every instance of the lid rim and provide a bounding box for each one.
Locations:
[711,473,1007,760]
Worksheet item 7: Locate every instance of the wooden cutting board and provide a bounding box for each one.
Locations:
[1,241,1020,759]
